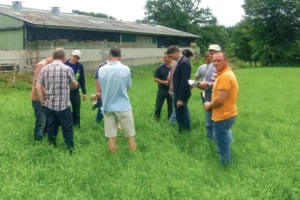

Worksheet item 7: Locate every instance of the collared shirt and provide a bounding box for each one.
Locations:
[168,61,177,94]
[203,63,217,101]
[177,55,183,63]
[98,60,132,112]
[212,67,239,121]
[37,60,76,111]
[195,63,209,80]
[30,58,50,101]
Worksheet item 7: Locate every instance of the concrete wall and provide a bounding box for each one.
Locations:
[0,47,193,74]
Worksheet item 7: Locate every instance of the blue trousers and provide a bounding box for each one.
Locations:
[214,116,236,165]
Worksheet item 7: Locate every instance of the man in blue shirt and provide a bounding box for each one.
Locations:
[65,50,86,128]
[98,47,137,153]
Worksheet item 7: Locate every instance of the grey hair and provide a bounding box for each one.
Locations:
[52,48,66,60]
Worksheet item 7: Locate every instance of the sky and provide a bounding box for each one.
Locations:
[1,0,245,27]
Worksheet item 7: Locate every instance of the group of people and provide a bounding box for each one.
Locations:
[153,45,239,165]
[30,44,238,165]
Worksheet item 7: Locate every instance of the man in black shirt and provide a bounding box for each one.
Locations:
[153,53,173,119]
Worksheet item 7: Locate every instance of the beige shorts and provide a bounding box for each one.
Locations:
[104,110,136,138]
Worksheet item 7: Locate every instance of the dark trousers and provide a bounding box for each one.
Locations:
[70,92,81,127]
[32,101,46,140]
[174,97,191,133]
[154,89,173,119]
[43,106,74,149]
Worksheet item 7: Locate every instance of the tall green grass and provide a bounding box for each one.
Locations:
[0,65,299,199]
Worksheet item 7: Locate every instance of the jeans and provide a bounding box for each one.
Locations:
[174,97,191,133]
[200,92,214,140]
[32,101,46,140]
[205,110,214,140]
[154,89,173,119]
[43,106,74,150]
[70,92,81,127]
[168,93,177,125]
[96,108,103,122]
[214,116,236,165]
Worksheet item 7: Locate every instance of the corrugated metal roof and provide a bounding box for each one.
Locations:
[0,4,200,38]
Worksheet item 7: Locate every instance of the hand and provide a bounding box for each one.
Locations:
[198,81,210,90]
[164,80,169,86]
[96,92,101,98]
[82,94,86,101]
[204,102,211,111]
[177,100,184,107]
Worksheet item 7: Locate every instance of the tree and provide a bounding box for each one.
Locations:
[242,0,300,65]
[72,10,116,20]
[230,19,254,65]
[196,25,229,55]
[144,0,217,33]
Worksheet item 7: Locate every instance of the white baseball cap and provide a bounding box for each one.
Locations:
[71,50,81,58]
[208,44,221,51]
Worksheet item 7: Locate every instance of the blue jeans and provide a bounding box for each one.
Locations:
[205,110,214,140]
[32,101,46,140]
[96,107,103,122]
[174,97,191,133]
[43,106,74,150]
[214,116,236,165]
[168,93,177,125]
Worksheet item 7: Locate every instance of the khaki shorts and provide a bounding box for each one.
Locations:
[104,110,136,138]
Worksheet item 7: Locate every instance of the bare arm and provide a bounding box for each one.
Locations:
[95,80,101,97]
[36,82,45,105]
[154,78,168,85]
[204,90,228,110]
[72,80,78,89]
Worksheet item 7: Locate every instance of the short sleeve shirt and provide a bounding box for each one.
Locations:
[212,67,239,121]
[37,60,75,111]
[154,64,170,91]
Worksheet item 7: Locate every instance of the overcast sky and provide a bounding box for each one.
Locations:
[1,0,245,27]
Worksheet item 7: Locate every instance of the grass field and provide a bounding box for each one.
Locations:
[0,64,299,199]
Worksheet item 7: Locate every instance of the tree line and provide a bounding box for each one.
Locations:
[73,0,300,66]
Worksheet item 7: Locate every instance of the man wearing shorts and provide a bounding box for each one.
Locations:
[98,46,137,153]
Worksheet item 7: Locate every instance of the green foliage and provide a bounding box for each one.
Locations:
[72,10,116,20]
[144,0,217,33]
[0,66,300,199]
[242,0,300,66]
[196,25,230,55]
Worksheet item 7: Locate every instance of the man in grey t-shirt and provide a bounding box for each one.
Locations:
[195,53,212,103]
[197,44,221,140]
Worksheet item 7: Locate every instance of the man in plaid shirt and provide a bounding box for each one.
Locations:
[36,48,78,152]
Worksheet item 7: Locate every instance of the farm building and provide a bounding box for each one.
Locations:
[0,2,199,73]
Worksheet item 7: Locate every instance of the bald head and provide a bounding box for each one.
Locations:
[213,51,229,72]
[52,48,66,61]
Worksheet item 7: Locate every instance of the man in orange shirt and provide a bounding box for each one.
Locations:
[204,52,238,165]
[30,57,53,141]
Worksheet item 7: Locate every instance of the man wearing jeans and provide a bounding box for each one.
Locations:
[30,57,53,141]
[204,52,239,165]
[36,48,78,152]
[198,45,221,140]
[98,47,137,153]
[167,46,191,133]
[153,53,172,120]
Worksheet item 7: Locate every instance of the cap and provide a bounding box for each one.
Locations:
[71,50,81,58]
[208,44,221,51]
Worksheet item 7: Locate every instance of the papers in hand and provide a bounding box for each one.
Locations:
[188,79,200,86]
